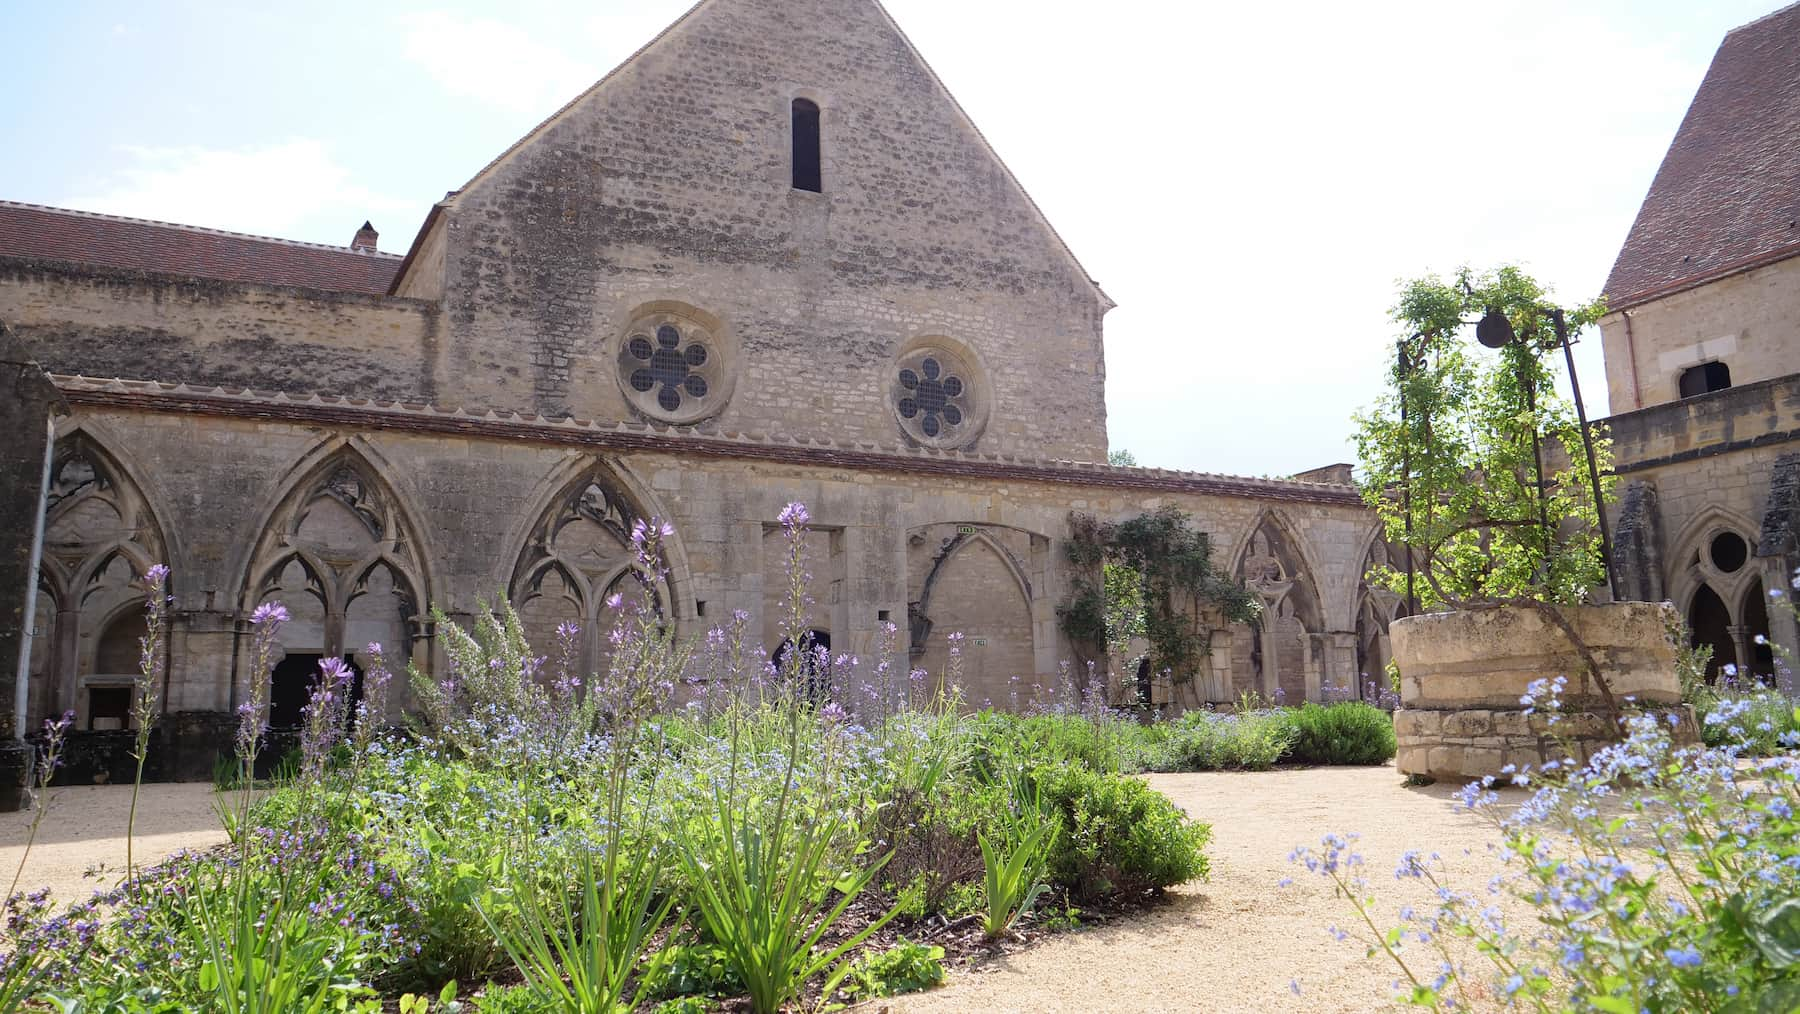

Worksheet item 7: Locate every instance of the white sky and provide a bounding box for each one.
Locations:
[2,0,1779,475]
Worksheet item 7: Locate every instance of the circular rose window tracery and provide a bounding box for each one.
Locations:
[892,343,985,449]
[616,314,728,423]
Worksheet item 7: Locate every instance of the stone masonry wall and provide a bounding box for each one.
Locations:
[427,0,1110,460]
[26,396,1376,738]
[0,259,441,402]
[1599,255,1800,413]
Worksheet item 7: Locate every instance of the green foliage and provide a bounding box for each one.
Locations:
[840,940,946,1001]
[1033,764,1211,901]
[470,983,544,1014]
[641,941,744,1000]
[1136,708,1297,772]
[1354,265,1613,608]
[1280,702,1397,766]
[475,838,675,1014]
[1059,507,1259,686]
[676,713,899,1014]
[977,769,1060,938]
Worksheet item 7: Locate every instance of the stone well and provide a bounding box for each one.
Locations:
[1391,601,1694,783]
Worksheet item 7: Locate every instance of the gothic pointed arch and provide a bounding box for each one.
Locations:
[33,429,171,727]
[508,463,672,676]
[1667,504,1762,625]
[905,522,1043,709]
[239,444,432,685]
[1229,510,1326,703]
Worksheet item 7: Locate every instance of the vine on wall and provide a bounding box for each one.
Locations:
[1057,506,1260,687]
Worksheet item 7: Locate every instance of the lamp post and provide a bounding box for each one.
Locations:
[1395,332,1426,617]
[1474,306,1615,597]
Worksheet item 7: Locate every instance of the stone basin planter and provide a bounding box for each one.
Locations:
[1391,601,1694,783]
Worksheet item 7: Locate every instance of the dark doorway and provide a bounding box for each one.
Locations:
[772,629,831,703]
[1743,582,1775,681]
[1135,656,1153,707]
[1688,584,1735,683]
[269,654,365,729]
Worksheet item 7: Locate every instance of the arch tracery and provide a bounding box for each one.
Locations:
[32,432,169,727]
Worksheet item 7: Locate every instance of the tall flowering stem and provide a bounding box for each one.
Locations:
[235,603,288,842]
[348,642,392,787]
[7,711,73,904]
[0,710,74,1009]
[299,657,355,785]
[124,563,170,885]
[776,502,814,701]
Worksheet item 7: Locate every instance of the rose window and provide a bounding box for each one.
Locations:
[898,358,965,438]
[892,345,983,448]
[615,316,727,423]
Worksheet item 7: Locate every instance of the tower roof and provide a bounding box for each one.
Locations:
[1603,2,1800,310]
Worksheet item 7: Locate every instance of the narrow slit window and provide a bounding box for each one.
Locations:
[1678,361,1731,398]
[792,98,822,192]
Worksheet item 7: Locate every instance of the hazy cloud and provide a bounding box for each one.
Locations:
[62,139,414,239]
[395,11,602,116]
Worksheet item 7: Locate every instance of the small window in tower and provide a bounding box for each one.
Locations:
[1678,361,1731,398]
[792,98,822,193]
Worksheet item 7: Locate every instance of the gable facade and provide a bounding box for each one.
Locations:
[0,0,1381,791]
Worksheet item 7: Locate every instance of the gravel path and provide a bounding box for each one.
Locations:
[896,764,1516,1014]
[0,782,229,904]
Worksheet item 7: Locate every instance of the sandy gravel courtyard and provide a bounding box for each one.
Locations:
[0,767,1509,1012]
[0,782,229,904]
[897,765,1509,1014]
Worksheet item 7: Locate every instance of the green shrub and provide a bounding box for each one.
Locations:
[1032,763,1210,901]
[840,939,946,1000]
[1698,683,1800,755]
[1140,709,1294,772]
[1279,702,1396,766]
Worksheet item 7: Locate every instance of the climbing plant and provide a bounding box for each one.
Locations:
[1353,265,1612,608]
[1353,265,1621,707]
[1058,506,1259,687]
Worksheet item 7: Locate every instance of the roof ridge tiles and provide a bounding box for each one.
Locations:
[0,199,403,259]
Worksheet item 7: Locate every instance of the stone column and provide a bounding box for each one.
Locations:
[1766,558,1799,697]
[0,325,68,810]
[1728,625,1752,680]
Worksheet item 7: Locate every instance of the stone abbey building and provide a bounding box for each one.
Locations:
[0,0,1386,789]
[1598,1,1800,687]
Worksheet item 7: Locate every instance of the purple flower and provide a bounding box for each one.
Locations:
[249,602,289,626]
[778,501,811,528]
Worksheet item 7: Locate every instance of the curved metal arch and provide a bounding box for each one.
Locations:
[48,420,181,581]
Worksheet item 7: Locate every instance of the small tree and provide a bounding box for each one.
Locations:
[1354,266,1619,703]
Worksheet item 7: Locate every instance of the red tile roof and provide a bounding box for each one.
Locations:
[0,200,403,295]
[1604,3,1800,310]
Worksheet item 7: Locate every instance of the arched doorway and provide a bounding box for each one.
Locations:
[1742,582,1775,681]
[1688,584,1735,683]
